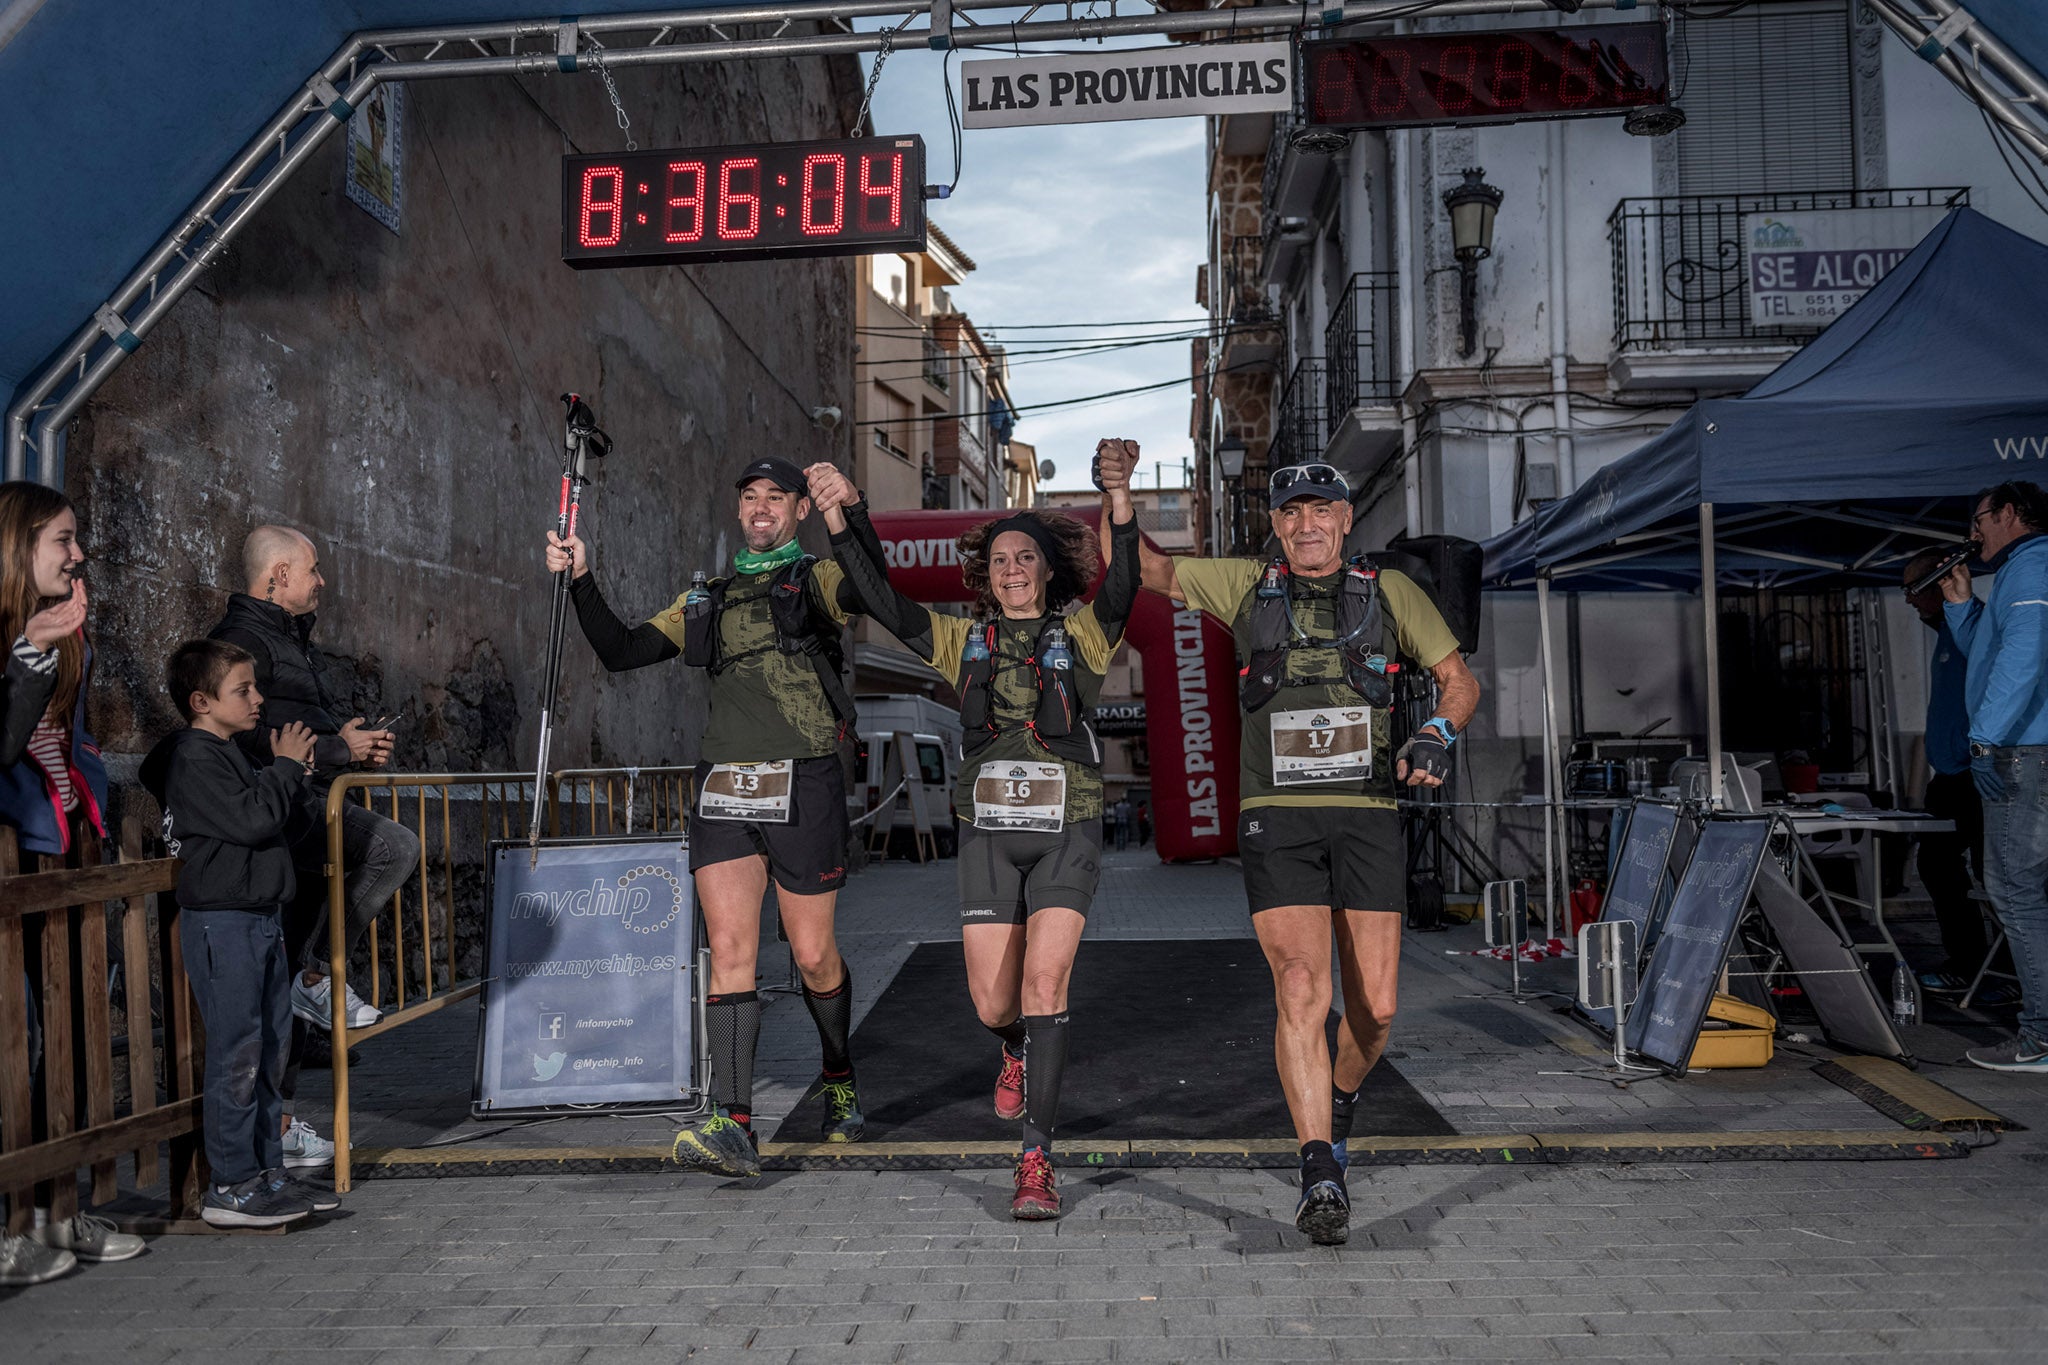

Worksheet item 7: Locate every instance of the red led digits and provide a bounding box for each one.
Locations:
[1558,41,1598,108]
[716,158,763,240]
[1366,50,1413,118]
[1310,46,1361,124]
[579,166,624,248]
[664,161,707,243]
[859,153,903,231]
[800,154,846,236]
[1433,45,1478,114]
[1491,39,1535,109]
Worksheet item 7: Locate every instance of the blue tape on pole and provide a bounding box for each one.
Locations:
[558,53,578,71]
[927,34,952,50]
[1322,8,1344,23]
[1916,37,1945,61]
[1614,0,1637,9]
[113,330,139,353]
[327,97,353,121]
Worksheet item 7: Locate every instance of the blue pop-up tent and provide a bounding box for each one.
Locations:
[1479,205,2048,811]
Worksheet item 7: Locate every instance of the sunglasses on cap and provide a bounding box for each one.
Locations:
[1271,463,1343,484]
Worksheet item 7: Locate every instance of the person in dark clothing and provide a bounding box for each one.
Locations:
[1903,548,2000,998]
[140,639,342,1228]
[816,447,1140,1220]
[210,528,414,1021]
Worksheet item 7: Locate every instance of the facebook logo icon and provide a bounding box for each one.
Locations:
[539,1012,566,1042]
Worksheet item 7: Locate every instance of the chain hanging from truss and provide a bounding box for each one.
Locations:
[584,34,638,151]
[854,16,910,134]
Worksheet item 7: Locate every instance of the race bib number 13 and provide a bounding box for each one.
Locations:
[699,760,795,823]
[1269,707,1374,786]
[972,761,1067,832]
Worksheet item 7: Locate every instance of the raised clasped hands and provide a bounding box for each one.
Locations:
[805,462,856,514]
[1095,438,1138,494]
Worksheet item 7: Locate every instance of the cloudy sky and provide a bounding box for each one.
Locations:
[857,19,1207,493]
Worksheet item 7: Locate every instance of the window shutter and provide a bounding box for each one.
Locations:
[1674,3,1854,196]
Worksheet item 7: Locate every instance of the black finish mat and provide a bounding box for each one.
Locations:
[773,939,1455,1144]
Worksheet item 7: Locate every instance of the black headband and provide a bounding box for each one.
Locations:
[981,513,1061,564]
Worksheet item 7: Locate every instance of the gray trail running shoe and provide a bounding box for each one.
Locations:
[670,1109,762,1177]
[812,1073,866,1143]
[268,1169,342,1213]
[202,1173,314,1228]
[1966,1034,2048,1073]
[1294,1179,1351,1246]
[34,1212,145,1263]
[0,1232,77,1286]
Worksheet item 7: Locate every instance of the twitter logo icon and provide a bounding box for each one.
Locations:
[532,1051,567,1081]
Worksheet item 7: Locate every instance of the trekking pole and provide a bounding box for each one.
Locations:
[530,393,611,857]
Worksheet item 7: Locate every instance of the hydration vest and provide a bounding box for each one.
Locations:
[957,619,1101,767]
[680,556,856,724]
[1239,556,1395,713]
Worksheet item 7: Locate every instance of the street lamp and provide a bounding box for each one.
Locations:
[1442,167,1503,359]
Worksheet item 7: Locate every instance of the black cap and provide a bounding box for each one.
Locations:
[1270,462,1351,507]
[734,457,809,494]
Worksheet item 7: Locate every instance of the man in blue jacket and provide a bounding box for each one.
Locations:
[1940,480,2048,1072]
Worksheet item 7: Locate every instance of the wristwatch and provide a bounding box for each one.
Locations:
[1419,717,1457,747]
[1970,742,1995,758]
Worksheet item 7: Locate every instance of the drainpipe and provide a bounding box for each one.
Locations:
[1546,120,1576,496]
[1394,128,1421,536]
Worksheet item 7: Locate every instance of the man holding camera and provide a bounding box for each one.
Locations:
[210,527,417,1163]
[1122,449,1478,1245]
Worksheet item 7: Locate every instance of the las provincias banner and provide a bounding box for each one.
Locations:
[961,43,1292,129]
[866,508,1241,862]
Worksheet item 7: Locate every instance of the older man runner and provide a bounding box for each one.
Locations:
[1132,459,1479,1244]
[546,456,888,1173]
[1940,480,2048,1073]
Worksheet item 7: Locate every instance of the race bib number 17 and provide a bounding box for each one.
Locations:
[1269,707,1374,786]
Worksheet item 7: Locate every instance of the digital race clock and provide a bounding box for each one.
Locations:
[562,135,927,268]
[1303,24,1667,130]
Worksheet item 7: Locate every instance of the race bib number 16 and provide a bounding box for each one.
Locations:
[972,761,1067,832]
[699,760,795,824]
[1269,707,1374,786]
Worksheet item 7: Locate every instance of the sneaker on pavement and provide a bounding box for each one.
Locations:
[282,1116,336,1169]
[1919,970,1969,997]
[0,1232,77,1285]
[290,974,380,1030]
[811,1073,866,1144]
[994,1048,1026,1121]
[1011,1146,1060,1220]
[267,1169,342,1213]
[670,1109,762,1177]
[1966,1034,2048,1073]
[1294,1179,1351,1246]
[33,1213,145,1263]
[202,1173,315,1228]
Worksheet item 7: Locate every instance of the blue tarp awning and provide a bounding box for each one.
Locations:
[1482,207,2048,591]
[0,0,805,417]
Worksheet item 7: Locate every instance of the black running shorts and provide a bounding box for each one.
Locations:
[1238,804,1403,915]
[689,756,850,894]
[957,818,1104,924]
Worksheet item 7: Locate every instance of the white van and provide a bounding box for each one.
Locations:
[849,694,962,856]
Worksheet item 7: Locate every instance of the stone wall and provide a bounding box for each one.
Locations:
[68,52,863,791]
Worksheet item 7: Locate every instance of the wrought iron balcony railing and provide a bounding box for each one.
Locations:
[1270,357,1331,473]
[922,336,951,391]
[1608,186,1968,352]
[1223,233,1274,327]
[1323,272,1399,424]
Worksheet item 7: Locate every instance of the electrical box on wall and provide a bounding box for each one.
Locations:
[1525,462,1560,501]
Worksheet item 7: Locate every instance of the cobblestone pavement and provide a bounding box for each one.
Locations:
[9,847,2048,1361]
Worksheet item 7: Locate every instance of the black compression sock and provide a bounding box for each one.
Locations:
[985,1016,1028,1056]
[1020,1012,1071,1153]
[705,991,761,1116]
[1330,1083,1362,1144]
[1300,1140,1344,1192]
[802,966,854,1076]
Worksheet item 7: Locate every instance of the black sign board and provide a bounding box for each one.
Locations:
[1302,23,1668,131]
[1625,816,1772,1073]
[563,135,928,268]
[1751,862,1907,1062]
[1091,702,1146,737]
[1581,800,1680,1030]
[475,838,700,1115]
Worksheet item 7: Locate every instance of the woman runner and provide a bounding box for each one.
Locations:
[805,444,1139,1219]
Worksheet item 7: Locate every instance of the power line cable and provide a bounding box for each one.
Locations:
[855,361,1264,425]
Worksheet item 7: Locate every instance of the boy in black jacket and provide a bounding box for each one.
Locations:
[140,640,342,1228]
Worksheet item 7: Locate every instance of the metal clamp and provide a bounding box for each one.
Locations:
[1917,6,1976,63]
[306,73,352,121]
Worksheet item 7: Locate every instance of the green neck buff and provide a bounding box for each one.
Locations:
[734,538,805,576]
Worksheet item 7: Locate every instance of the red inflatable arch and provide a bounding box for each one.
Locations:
[865,509,1240,862]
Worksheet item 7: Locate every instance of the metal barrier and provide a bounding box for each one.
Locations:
[548,766,694,838]
[321,766,693,1190]
[0,819,206,1231]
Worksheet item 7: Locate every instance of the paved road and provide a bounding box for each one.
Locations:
[10,848,2048,1361]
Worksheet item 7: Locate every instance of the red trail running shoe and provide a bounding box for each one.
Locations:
[1012,1146,1060,1220]
[994,1047,1026,1120]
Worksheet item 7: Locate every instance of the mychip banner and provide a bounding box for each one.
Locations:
[476,839,697,1113]
[960,43,1292,129]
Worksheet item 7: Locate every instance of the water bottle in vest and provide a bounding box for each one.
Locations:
[1891,959,1917,1028]
[1042,624,1073,673]
[962,625,990,665]
[1256,562,1288,600]
[685,570,710,609]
